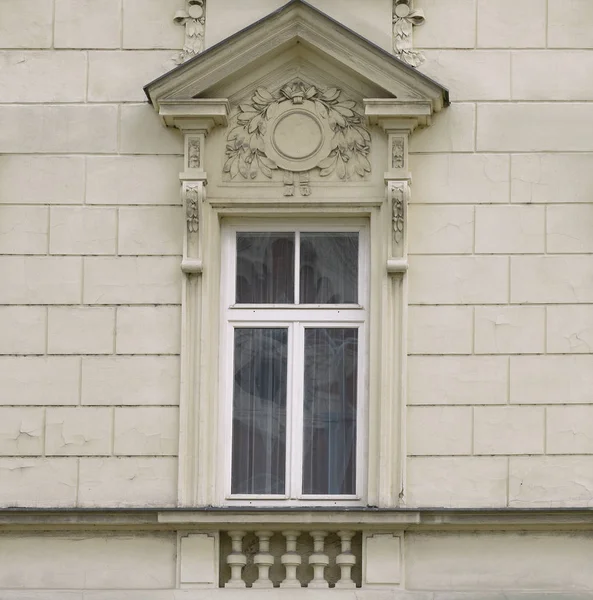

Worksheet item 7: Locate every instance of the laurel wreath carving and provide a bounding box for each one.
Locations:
[224,82,371,181]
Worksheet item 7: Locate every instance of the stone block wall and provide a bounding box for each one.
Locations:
[0,0,592,511]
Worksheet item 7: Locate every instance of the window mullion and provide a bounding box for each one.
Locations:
[290,321,305,499]
[294,230,300,305]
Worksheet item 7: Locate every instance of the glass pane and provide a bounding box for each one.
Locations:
[231,328,288,495]
[300,233,358,304]
[236,233,295,303]
[302,328,358,495]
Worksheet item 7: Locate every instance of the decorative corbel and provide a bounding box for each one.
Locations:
[174,0,206,64]
[181,182,204,275]
[392,0,425,67]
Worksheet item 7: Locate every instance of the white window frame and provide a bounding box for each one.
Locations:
[219,220,369,507]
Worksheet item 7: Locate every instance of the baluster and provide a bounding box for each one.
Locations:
[308,530,329,588]
[335,530,356,588]
[225,531,247,588]
[253,530,275,588]
[280,530,302,588]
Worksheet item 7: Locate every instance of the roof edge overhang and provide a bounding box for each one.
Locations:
[144,0,449,123]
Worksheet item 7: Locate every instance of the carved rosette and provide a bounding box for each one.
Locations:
[392,0,425,67]
[174,0,206,64]
[223,81,371,195]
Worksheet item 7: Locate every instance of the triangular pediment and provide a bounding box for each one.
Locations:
[144,0,448,113]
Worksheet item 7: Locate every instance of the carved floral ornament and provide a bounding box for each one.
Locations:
[173,0,206,64]
[392,0,425,67]
[224,81,372,196]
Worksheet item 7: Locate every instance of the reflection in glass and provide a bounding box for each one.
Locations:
[300,233,358,304]
[232,328,288,495]
[303,328,358,495]
[236,233,295,303]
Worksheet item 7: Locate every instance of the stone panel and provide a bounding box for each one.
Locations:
[408,205,474,255]
[50,207,117,255]
[0,0,53,48]
[78,457,177,507]
[547,204,593,253]
[408,356,508,405]
[409,256,508,305]
[0,51,86,102]
[407,407,472,456]
[48,307,115,355]
[474,406,545,455]
[414,0,476,48]
[114,407,179,456]
[409,103,475,153]
[477,0,546,48]
[123,0,186,49]
[547,305,593,354]
[119,104,183,155]
[45,407,112,456]
[0,357,80,406]
[548,0,593,48]
[0,206,48,254]
[55,0,122,49]
[81,356,180,406]
[509,456,593,507]
[0,408,44,456]
[0,156,85,205]
[0,105,118,154]
[116,306,181,355]
[408,306,473,355]
[409,154,510,205]
[407,457,507,507]
[118,207,184,256]
[0,458,78,507]
[0,307,46,355]
[510,355,593,404]
[547,406,593,454]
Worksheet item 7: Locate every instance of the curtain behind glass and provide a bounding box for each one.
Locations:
[232,328,288,495]
[300,233,358,304]
[236,233,295,303]
[302,328,358,495]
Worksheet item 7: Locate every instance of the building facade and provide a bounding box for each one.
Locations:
[1,0,593,597]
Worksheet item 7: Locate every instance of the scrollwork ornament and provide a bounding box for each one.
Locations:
[174,0,206,64]
[224,81,371,190]
[392,138,405,169]
[188,138,201,169]
[185,185,200,233]
[392,184,406,246]
[393,0,425,67]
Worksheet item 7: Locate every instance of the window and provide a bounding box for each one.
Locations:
[220,221,368,505]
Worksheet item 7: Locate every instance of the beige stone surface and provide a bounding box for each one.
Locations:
[475,205,545,254]
[45,407,112,456]
[478,103,593,152]
[477,0,546,48]
[0,408,44,456]
[118,207,184,256]
[123,0,186,49]
[0,357,80,406]
[511,153,593,204]
[408,205,474,255]
[474,406,545,455]
[0,105,118,154]
[511,256,593,303]
[408,306,473,355]
[116,306,181,355]
[547,406,593,454]
[0,307,46,355]
[114,407,179,456]
[86,156,183,206]
[414,0,476,48]
[83,257,182,304]
[50,207,117,255]
[0,51,87,102]
[548,0,593,48]
[78,457,177,506]
[55,0,122,49]
[409,104,475,153]
[406,457,507,507]
[509,456,593,507]
[81,356,180,406]
[119,104,184,155]
[407,407,472,456]
[0,206,48,254]
[409,256,509,305]
[547,204,593,253]
[406,532,593,589]
[48,307,115,354]
[409,154,510,205]
[510,355,593,404]
[0,0,53,48]
[0,534,176,588]
[547,305,593,354]
[474,306,545,355]
[408,356,508,405]
[0,458,78,507]
[0,156,85,205]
